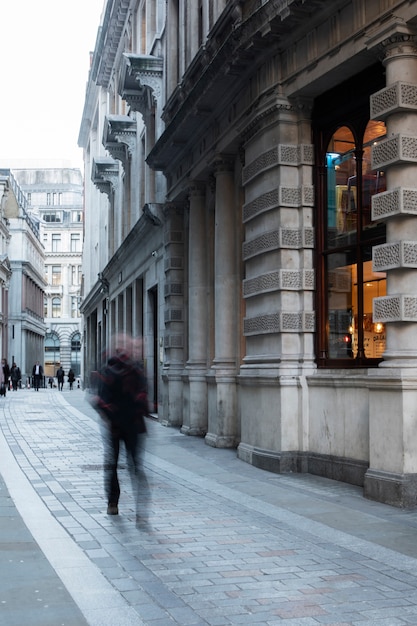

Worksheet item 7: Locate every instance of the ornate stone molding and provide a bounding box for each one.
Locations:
[163,333,184,349]
[164,282,183,297]
[372,187,417,220]
[366,24,417,62]
[374,294,417,323]
[188,181,206,198]
[373,241,417,271]
[242,185,314,222]
[372,134,417,170]
[102,115,137,167]
[370,82,417,121]
[243,311,315,336]
[212,155,235,175]
[119,53,163,117]
[165,308,183,323]
[242,227,314,260]
[379,32,417,62]
[91,158,119,198]
[243,269,314,298]
[242,144,314,185]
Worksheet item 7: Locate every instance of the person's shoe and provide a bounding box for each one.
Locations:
[136,514,151,530]
[107,503,119,515]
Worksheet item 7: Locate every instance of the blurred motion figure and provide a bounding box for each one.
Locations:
[92,334,150,523]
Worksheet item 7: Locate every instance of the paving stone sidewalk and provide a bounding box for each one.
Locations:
[1,387,417,625]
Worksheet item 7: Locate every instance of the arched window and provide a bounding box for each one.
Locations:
[70,332,81,376]
[313,64,387,367]
[44,332,60,377]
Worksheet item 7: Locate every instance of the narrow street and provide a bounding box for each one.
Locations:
[1,387,417,625]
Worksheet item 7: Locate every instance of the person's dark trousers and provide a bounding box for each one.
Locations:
[34,375,41,391]
[103,425,149,516]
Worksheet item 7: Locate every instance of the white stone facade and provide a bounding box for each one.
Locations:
[0,169,46,381]
[80,0,417,507]
[13,168,83,380]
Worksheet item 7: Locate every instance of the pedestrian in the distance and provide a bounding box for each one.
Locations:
[32,361,43,391]
[0,358,10,396]
[56,366,65,391]
[10,363,21,391]
[92,333,150,524]
[68,368,75,390]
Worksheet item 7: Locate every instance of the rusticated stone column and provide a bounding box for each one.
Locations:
[206,156,238,448]
[365,27,417,507]
[161,203,186,427]
[182,182,208,436]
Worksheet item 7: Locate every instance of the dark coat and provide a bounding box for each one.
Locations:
[93,353,148,435]
[33,364,43,377]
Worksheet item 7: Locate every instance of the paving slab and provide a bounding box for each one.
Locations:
[0,387,417,624]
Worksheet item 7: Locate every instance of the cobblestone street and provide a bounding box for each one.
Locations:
[1,388,417,625]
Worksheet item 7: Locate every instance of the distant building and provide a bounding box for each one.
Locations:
[0,169,45,380]
[13,168,83,379]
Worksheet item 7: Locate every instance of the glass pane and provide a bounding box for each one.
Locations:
[362,259,386,358]
[327,253,355,359]
[362,120,386,230]
[326,126,357,248]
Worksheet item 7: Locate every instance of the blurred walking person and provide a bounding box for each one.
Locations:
[0,358,9,397]
[32,361,43,391]
[68,368,75,390]
[10,363,21,391]
[56,366,65,391]
[92,334,150,524]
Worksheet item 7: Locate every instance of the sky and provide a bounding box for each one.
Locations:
[0,0,105,171]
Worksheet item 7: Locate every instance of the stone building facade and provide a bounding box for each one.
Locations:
[80,0,417,507]
[13,168,83,379]
[0,169,46,380]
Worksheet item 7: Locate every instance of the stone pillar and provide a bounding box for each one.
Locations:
[206,156,238,448]
[161,204,185,427]
[365,27,417,507]
[182,182,208,436]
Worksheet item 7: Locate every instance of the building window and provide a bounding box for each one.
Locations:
[52,234,61,251]
[71,296,80,318]
[52,297,61,318]
[44,296,48,317]
[72,211,83,222]
[313,65,387,367]
[52,265,61,286]
[71,332,81,376]
[70,233,81,252]
[71,265,81,286]
[43,212,61,223]
[44,332,60,377]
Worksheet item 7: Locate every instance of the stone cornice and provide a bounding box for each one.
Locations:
[94,0,130,88]
[147,0,329,172]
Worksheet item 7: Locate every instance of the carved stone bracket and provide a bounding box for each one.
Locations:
[91,158,120,198]
[119,53,163,119]
[102,115,137,168]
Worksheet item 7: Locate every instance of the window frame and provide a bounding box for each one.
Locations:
[312,64,386,369]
